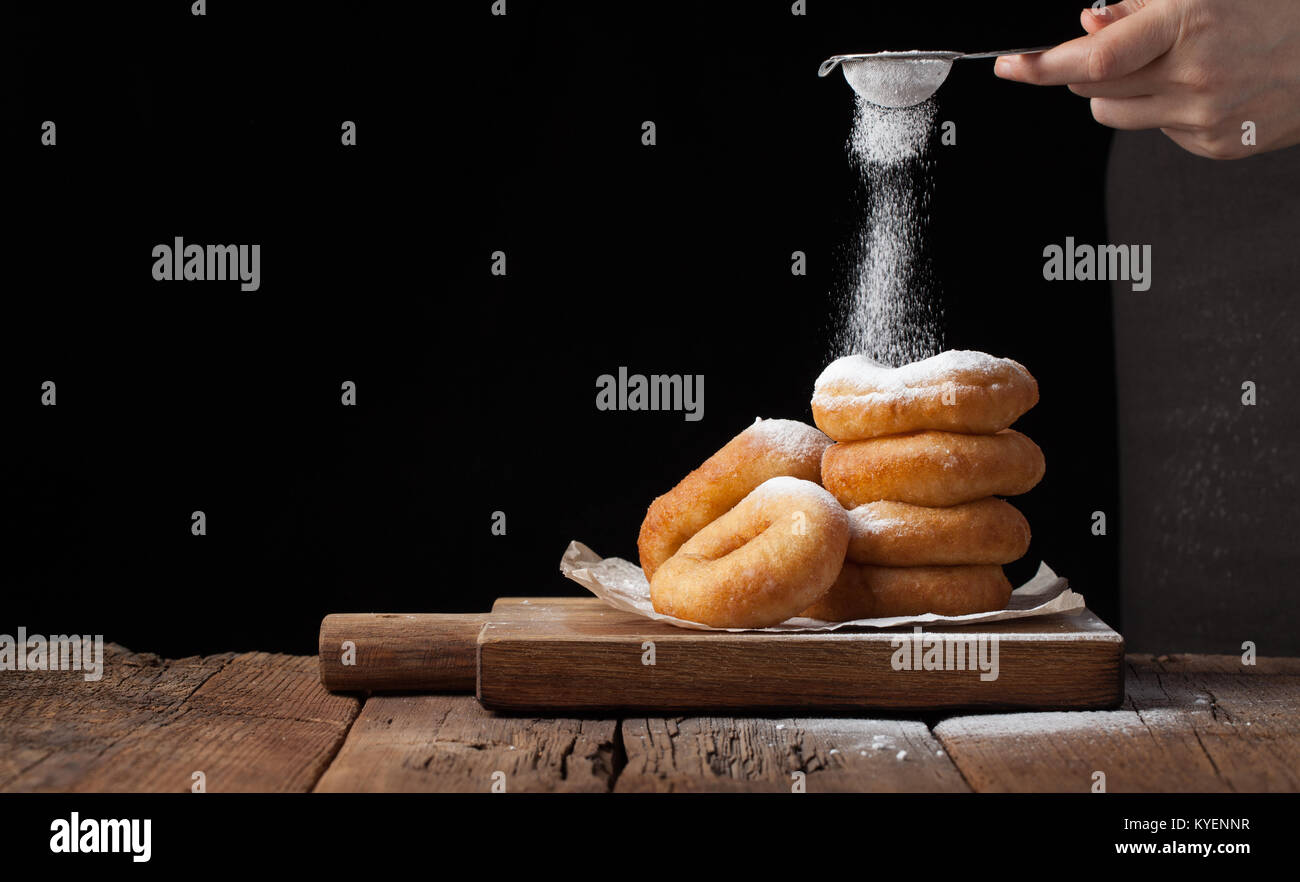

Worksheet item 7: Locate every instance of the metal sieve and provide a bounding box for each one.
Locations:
[818,46,1053,107]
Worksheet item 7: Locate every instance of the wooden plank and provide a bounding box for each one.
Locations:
[1123,653,1300,792]
[1130,652,1300,676]
[314,695,620,793]
[0,644,229,790]
[617,717,968,792]
[0,643,361,792]
[934,654,1300,792]
[318,612,489,692]
[477,598,1124,713]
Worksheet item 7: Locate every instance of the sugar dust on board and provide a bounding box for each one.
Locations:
[835,96,941,368]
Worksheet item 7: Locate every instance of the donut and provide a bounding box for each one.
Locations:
[847,498,1031,566]
[811,351,1039,441]
[801,562,1012,621]
[637,418,833,580]
[821,429,1045,509]
[650,477,850,628]
[800,561,880,619]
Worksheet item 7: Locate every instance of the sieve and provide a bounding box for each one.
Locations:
[818,47,1053,108]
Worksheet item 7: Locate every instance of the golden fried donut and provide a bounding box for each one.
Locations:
[821,429,1045,509]
[800,561,879,619]
[801,562,1012,621]
[811,351,1039,441]
[650,477,850,628]
[637,418,833,580]
[847,498,1031,566]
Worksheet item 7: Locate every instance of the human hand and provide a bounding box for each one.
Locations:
[994,0,1300,159]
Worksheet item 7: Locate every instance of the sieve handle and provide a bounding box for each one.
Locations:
[958,45,1055,60]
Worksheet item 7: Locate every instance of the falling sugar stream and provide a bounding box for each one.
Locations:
[835,96,942,366]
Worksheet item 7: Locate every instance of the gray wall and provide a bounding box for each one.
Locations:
[1107,130,1300,655]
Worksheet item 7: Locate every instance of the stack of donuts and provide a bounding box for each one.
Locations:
[637,351,1044,629]
[806,350,1043,620]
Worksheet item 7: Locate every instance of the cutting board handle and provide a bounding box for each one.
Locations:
[318,613,490,693]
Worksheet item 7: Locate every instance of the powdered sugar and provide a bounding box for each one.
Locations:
[815,350,1022,396]
[935,710,1144,740]
[834,96,941,366]
[850,94,936,166]
[847,504,906,532]
[747,475,842,519]
[748,475,818,497]
[839,52,957,110]
[745,418,832,461]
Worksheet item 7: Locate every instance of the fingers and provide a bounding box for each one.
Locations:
[996,0,1179,85]
[1068,58,1170,97]
[1092,97,1249,157]
[1001,1,1250,157]
[1089,94,1188,130]
[1160,126,1251,160]
[1068,4,1164,98]
[1161,127,1209,154]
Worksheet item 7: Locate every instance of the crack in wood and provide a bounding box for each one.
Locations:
[602,718,628,792]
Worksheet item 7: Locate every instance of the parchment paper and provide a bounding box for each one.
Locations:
[560,540,1085,632]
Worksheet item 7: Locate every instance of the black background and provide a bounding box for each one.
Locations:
[7,1,1118,656]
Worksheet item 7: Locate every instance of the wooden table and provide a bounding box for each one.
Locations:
[2,645,1296,793]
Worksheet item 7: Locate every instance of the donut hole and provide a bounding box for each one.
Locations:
[677,509,780,567]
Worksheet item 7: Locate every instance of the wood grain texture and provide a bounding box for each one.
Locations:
[6,642,1295,794]
[314,695,620,793]
[317,599,598,693]
[319,612,489,692]
[0,643,360,792]
[477,598,1124,713]
[617,717,968,792]
[934,653,1300,792]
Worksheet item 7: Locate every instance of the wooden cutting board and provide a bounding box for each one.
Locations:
[320,598,1124,712]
